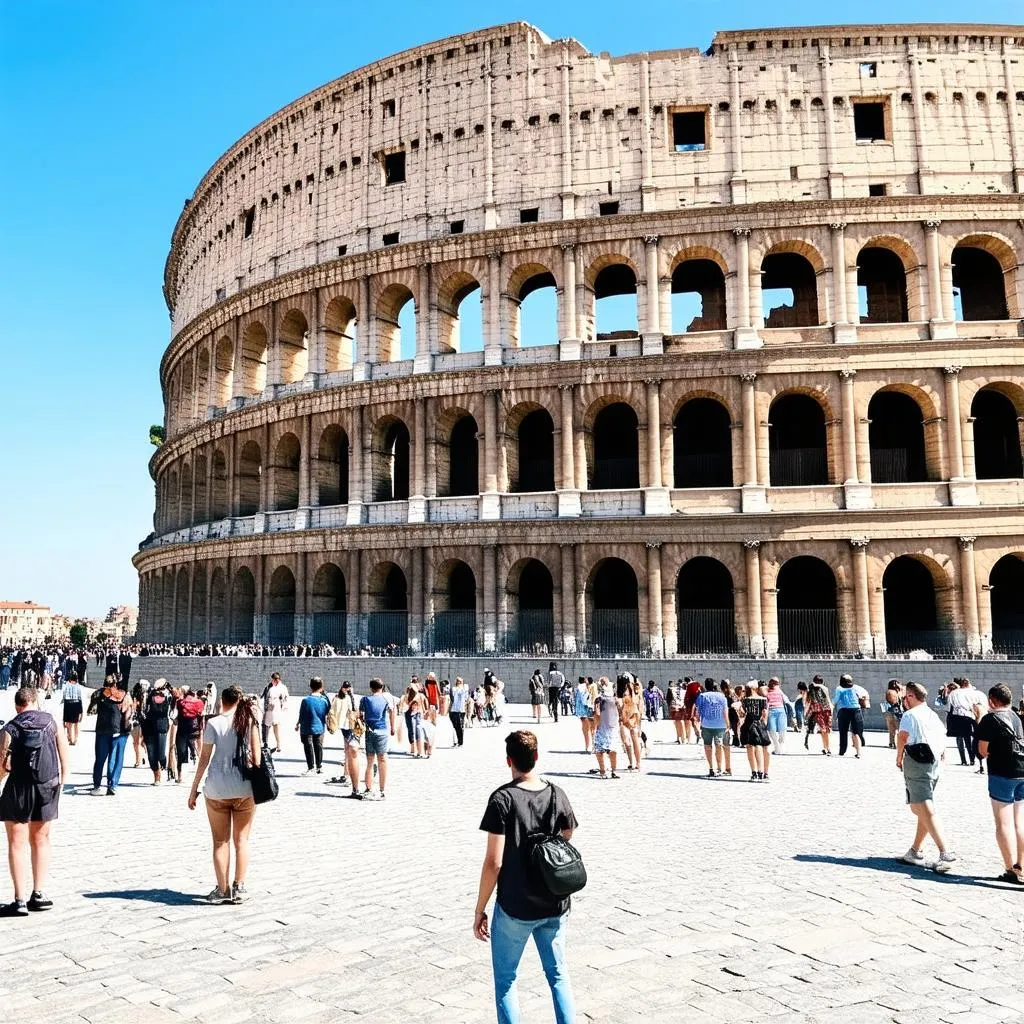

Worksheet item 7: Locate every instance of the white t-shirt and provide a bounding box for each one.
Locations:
[202,713,254,800]
[900,703,946,763]
[263,682,288,725]
[947,687,984,718]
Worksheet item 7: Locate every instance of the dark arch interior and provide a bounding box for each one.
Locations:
[268,567,296,644]
[517,409,555,492]
[378,421,410,501]
[858,247,909,323]
[449,416,479,496]
[769,394,828,486]
[671,259,726,332]
[592,402,639,490]
[230,570,255,643]
[433,562,476,653]
[369,564,408,650]
[518,271,557,300]
[311,563,347,647]
[673,398,732,487]
[317,427,349,506]
[972,389,1023,479]
[593,263,637,299]
[883,557,939,652]
[273,435,301,511]
[447,562,477,610]
[952,246,1009,321]
[761,252,819,327]
[676,558,736,652]
[776,556,839,653]
[237,442,261,517]
[590,558,640,654]
[508,559,555,653]
[868,391,927,483]
[991,555,1024,656]
[209,570,228,642]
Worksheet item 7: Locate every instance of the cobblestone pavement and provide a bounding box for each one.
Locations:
[2,689,1023,1024]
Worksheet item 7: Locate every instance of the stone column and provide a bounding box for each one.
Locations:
[482,543,497,652]
[414,263,432,374]
[410,547,424,651]
[740,373,767,512]
[574,544,587,652]
[305,287,323,386]
[644,378,669,515]
[728,51,747,203]
[743,541,764,656]
[484,250,503,366]
[424,396,437,499]
[959,536,981,655]
[944,365,977,505]
[962,415,978,481]
[924,221,955,337]
[481,389,500,520]
[296,415,311,529]
[559,244,580,360]
[560,544,576,653]
[352,276,371,381]
[642,236,663,355]
[409,397,427,523]
[840,369,871,509]
[347,548,362,649]
[346,406,364,525]
[295,552,308,643]
[646,542,664,657]
[254,556,266,643]
[733,228,759,348]
[850,537,873,656]
[557,384,581,517]
[831,222,857,344]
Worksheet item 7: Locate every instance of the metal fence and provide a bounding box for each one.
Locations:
[769,448,828,487]
[777,609,842,655]
[675,609,738,654]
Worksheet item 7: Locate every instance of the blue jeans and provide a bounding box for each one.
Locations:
[767,708,787,735]
[93,733,128,790]
[491,903,574,1024]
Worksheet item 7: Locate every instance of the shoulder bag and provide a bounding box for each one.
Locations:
[235,731,279,805]
[524,785,587,899]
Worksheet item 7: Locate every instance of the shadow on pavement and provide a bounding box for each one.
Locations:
[792,854,1017,888]
[83,888,200,905]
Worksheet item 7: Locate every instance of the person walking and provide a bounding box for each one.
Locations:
[449,676,469,748]
[175,687,207,783]
[947,677,985,772]
[975,684,1024,884]
[806,676,833,755]
[0,687,70,916]
[261,672,288,753]
[327,681,363,798]
[696,679,731,777]
[528,669,546,724]
[765,678,788,755]
[592,679,622,779]
[546,662,564,723]
[60,672,84,746]
[401,684,428,758]
[882,680,905,749]
[559,678,573,718]
[666,680,686,744]
[475,730,577,1024]
[296,677,331,776]
[617,675,643,772]
[833,674,868,758]
[739,683,772,781]
[574,677,595,754]
[187,685,261,904]
[643,681,664,724]
[360,678,395,800]
[141,681,172,784]
[897,681,958,873]
[87,675,132,796]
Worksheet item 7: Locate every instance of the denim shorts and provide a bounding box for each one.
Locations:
[701,726,726,746]
[365,728,389,755]
[987,774,1024,804]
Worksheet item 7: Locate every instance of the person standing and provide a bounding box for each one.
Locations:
[360,678,395,800]
[546,662,564,723]
[666,680,686,744]
[141,681,172,784]
[175,688,207,781]
[882,680,905,749]
[188,685,261,904]
[897,681,958,873]
[975,684,1024,884]
[765,678,788,755]
[592,679,622,780]
[474,730,577,1024]
[833,674,868,758]
[327,680,363,798]
[449,676,469,748]
[262,672,289,753]
[118,647,133,690]
[573,677,594,754]
[528,669,546,724]
[696,679,731,778]
[643,681,664,724]
[0,687,70,916]
[739,684,772,781]
[946,678,985,772]
[296,677,331,776]
[806,676,833,756]
[617,675,643,772]
[87,675,132,796]
[60,672,84,746]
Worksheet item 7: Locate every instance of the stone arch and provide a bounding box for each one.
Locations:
[213,336,234,406]
[311,561,347,646]
[432,558,477,652]
[971,385,1024,479]
[174,567,190,643]
[238,320,268,396]
[367,561,408,649]
[193,452,209,523]
[271,432,300,511]
[166,468,180,532]
[585,255,639,340]
[507,261,559,348]
[278,308,310,384]
[179,360,194,427]
[267,564,296,644]
[990,554,1024,655]
[867,386,932,483]
[210,449,229,520]
[209,566,227,642]
[768,391,830,486]
[857,245,910,323]
[952,234,1016,320]
[676,557,736,652]
[179,460,194,529]
[436,270,484,354]
[190,563,208,642]
[195,348,210,413]
[436,407,479,497]
[323,294,357,372]
[775,555,839,653]
[506,402,555,493]
[236,440,261,516]
[882,553,955,654]
[671,255,727,332]
[761,241,824,327]
[584,395,641,490]
[316,424,349,505]
[673,396,733,487]
[372,415,410,502]
[375,282,416,362]
[505,557,556,653]
[587,556,641,654]
[229,566,255,643]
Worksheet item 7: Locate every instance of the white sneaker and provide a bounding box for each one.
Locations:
[302,769,315,777]
[900,848,926,865]
[204,887,232,905]
[934,852,958,874]
[89,787,105,796]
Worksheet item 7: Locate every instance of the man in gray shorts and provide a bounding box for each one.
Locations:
[359,678,395,800]
[694,679,731,778]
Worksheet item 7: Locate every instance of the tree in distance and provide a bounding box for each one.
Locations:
[69,623,89,648]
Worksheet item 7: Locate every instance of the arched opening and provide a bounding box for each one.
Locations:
[239,322,268,396]
[507,559,555,653]
[516,268,558,347]
[676,558,737,652]
[190,564,207,642]
[377,284,416,362]
[444,415,479,497]
[267,566,296,645]
[857,246,909,323]
[438,274,484,353]
[174,568,190,643]
[213,337,233,406]
[367,562,408,649]
[593,263,638,339]
[776,556,840,654]
[323,296,357,372]
[179,362,194,427]
[868,391,928,482]
[195,349,210,413]
[317,425,349,505]
[165,469,179,532]
[193,454,208,523]
[179,462,193,528]
[952,246,1009,321]
[271,433,300,511]
[673,398,732,487]
[373,418,410,502]
[769,394,828,486]
[591,402,640,490]
[589,558,640,654]
[433,561,477,652]
[972,389,1023,479]
[883,556,945,654]
[229,568,255,643]
[671,259,727,332]
[209,568,227,642]
[211,450,229,520]
[278,309,309,384]
[761,252,819,327]
[236,440,261,516]
[991,554,1024,656]
[513,408,555,492]
[311,562,347,647]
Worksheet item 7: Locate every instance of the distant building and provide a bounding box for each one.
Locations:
[0,601,53,646]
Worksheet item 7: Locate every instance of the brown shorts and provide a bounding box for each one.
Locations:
[669,707,686,721]
[205,796,255,813]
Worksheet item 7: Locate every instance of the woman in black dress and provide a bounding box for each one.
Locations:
[739,683,772,782]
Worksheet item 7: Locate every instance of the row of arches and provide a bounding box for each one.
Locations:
[157,382,1024,532]
[166,230,1022,433]
[143,551,1024,658]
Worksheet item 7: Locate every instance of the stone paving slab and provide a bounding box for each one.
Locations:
[2,690,1023,1023]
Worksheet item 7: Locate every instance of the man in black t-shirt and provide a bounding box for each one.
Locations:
[975,683,1024,885]
[475,730,578,1024]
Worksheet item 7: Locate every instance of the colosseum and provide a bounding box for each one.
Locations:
[135,21,1024,664]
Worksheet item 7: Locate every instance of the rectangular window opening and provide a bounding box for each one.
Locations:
[449,219,464,234]
[243,206,255,238]
[519,207,539,224]
[599,200,619,216]
[853,101,887,141]
[868,182,887,196]
[383,99,396,118]
[384,150,406,185]
[672,110,707,151]
[860,62,878,78]
[382,232,399,246]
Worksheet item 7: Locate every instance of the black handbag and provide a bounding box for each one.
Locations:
[235,734,279,805]
[524,785,587,899]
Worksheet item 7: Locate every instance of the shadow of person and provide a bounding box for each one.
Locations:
[82,888,201,905]
[792,853,1014,888]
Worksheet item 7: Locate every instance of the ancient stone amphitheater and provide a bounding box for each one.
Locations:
[135,21,1024,661]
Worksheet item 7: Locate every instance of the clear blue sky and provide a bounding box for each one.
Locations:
[0,0,1017,619]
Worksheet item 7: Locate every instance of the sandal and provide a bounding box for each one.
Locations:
[325,776,347,785]
[610,772,621,779]
[996,869,1023,884]
[598,772,608,779]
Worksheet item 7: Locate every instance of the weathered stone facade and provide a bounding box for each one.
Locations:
[135,22,1024,659]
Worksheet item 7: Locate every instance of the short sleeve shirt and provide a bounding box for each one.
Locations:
[480,780,579,921]
[202,713,253,800]
[360,693,390,730]
[976,710,1024,779]
[695,691,727,729]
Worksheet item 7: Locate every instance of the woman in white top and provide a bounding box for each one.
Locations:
[262,673,288,753]
[188,685,262,904]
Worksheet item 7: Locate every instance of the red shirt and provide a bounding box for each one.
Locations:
[424,680,440,707]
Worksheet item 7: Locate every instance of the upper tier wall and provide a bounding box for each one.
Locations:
[165,22,1024,335]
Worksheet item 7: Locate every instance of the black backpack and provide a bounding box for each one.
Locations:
[10,718,59,786]
[146,693,171,731]
[523,785,587,899]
